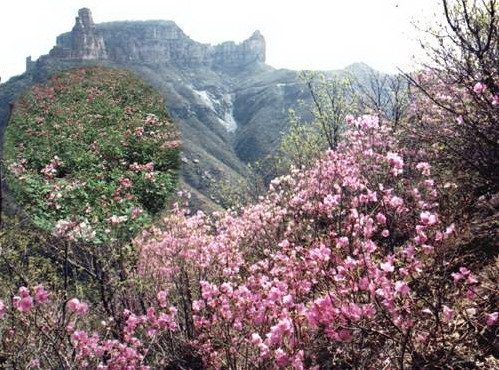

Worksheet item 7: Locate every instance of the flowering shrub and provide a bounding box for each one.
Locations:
[3,66,180,244]
[0,285,185,369]
[138,115,498,369]
[406,73,498,195]
[0,115,496,369]
[405,0,498,196]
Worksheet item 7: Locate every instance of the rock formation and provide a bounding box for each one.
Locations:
[50,8,107,60]
[49,8,265,70]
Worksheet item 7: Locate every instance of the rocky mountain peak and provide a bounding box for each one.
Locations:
[75,8,96,30]
[50,8,107,60]
[45,8,265,70]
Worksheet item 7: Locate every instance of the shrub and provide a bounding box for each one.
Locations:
[138,115,498,369]
[3,66,180,244]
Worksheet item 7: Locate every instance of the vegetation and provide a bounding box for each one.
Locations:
[3,66,180,244]
[405,0,498,197]
[0,1,497,369]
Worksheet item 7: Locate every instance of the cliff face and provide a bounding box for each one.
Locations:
[49,8,265,70]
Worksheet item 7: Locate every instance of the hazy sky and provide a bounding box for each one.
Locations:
[0,0,443,82]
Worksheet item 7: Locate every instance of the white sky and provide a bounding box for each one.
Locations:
[0,0,443,82]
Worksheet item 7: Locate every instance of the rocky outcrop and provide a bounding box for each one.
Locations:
[50,8,107,60]
[212,31,266,70]
[48,8,265,70]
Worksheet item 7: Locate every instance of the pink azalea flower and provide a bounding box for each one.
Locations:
[119,178,133,188]
[386,152,404,171]
[34,285,49,304]
[395,281,410,296]
[390,196,404,208]
[250,332,262,345]
[275,348,289,366]
[473,82,487,94]
[420,211,438,225]
[486,312,498,326]
[442,305,454,321]
[67,298,89,316]
[15,296,34,313]
[0,300,5,318]
[380,260,395,273]
[157,291,168,308]
[19,286,30,298]
[130,207,143,219]
[376,212,387,224]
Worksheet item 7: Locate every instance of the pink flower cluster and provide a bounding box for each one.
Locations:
[67,298,89,316]
[0,286,177,369]
[129,162,154,172]
[53,219,95,241]
[137,115,495,368]
[12,286,49,313]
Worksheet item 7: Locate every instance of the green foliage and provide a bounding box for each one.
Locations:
[3,66,180,244]
[0,213,62,294]
[273,108,329,173]
[302,72,355,150]
[271,73,355,177]
[209,163,267,210]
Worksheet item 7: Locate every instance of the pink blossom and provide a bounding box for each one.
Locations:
[107,215,128,225]
[442,305,454,321]
[130,207,143,219]
[420,211,438,226]
[336,237,349,248]
[395,281,410,296]
[380,259,395,273]
[34,285,49,304]
[336,328,353,342]
[15,296,34,313]
[486,312,498,326]
[19,286,30,298]
[386,152,404,175]
[390,196,404,208]
[250,332,263,345]
[473,82,487,94]
[445,224,456,237]
[119,178,133,188]
[376,212,387,224]
[67,298,89,316]
[416,162,431,176]
[362,304,376,318]
[157,291,168,308]
[134,126,145,136]
[275,348,289,366]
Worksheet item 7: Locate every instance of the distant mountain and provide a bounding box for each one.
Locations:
[0,8,380,210]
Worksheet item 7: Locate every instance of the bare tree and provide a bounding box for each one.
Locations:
[350,69,410,129]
